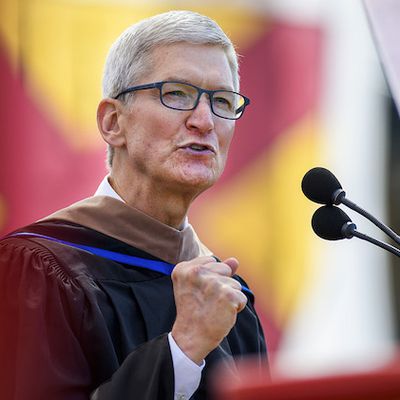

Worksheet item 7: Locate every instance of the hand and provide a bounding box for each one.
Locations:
[171,256,248,365]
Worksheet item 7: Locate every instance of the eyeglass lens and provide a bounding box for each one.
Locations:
[160,82,245,119]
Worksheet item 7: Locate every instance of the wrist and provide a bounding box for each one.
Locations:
[171,327,215,365]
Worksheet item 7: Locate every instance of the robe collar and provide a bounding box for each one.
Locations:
[39,196,212,265]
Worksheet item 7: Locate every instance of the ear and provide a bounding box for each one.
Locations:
[97,98,126,148]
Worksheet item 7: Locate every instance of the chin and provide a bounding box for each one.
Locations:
[181,162,221,181]
[176,171,219,194]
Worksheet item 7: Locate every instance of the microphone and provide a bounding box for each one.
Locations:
[312,205,400,258]
[302,167,400,245]
[311,205,354,240]
[302,167,344,205]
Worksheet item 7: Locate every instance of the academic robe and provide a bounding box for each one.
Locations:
[0,196,267,400]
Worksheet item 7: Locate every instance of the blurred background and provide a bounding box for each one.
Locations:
[1,0,399,379]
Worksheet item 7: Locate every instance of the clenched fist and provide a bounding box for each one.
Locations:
[171,256,248,365]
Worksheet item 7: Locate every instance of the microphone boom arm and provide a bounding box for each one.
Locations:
[340,196,400,245]
[343,222,400,258]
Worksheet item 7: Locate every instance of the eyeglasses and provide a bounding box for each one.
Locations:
[114,81,250,120]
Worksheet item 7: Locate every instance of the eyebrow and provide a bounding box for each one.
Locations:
[162,77,234,92]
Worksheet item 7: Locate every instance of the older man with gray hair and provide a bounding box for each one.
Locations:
[0,10,267,400]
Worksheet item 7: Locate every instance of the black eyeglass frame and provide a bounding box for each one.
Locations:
[113,80,250,120]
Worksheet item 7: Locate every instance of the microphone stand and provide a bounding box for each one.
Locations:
[333,189,400,245]
[342,222,400,258]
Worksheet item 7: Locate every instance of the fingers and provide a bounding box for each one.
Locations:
[196,256,239,277]
[173,256,244,294]
[235,291,248,313]
[173,256,246,308]
[218,278,247,312]
[222,257,239,275]
[174,256,234,278]
[171,255,248,362]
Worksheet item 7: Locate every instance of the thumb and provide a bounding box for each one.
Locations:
[223,257,239,276]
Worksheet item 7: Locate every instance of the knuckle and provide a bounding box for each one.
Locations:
[173,261,210,287]
[226,290,238,303]
[238,293,248,309]
[171,266,181,281]
[171,261,190,282]
[173,261,186,272]
[232,279,242,291]
[188,263,207,285]
[218,284,236,301]
[218,263,232,276]
[240,295,247,305]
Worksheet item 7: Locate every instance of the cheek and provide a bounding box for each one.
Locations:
[219,128,235,159]
[125,115,168,153]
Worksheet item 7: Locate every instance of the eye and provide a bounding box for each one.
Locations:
[213,95,233,109]
[164,90,187,98]
[216,97,230,104]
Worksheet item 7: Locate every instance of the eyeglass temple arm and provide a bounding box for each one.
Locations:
[236,104,245,115]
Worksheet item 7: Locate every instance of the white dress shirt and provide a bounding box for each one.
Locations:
[94,176,204,400]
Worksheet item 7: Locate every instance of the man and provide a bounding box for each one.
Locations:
[0,10,267,400]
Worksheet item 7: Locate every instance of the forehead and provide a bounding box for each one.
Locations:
[143,43,234,90]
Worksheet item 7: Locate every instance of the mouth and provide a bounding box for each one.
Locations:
[180,143,216,154]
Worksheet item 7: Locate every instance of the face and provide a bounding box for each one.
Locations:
[116,43,236,197]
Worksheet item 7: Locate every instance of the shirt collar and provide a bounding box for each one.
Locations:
[94,175,124,202]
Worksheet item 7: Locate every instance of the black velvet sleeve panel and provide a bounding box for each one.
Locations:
[0,237,175,400]
[0,238,91,400]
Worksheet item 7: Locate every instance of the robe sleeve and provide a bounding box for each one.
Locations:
[90,335,174,400]
[0,238,174,400]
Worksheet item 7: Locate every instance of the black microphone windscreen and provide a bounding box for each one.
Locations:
[302,167,342,205]
[312,205,352,240]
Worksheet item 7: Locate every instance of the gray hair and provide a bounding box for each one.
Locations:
[101,10,240,169]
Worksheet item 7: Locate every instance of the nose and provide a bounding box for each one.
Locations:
[185,94,214,134]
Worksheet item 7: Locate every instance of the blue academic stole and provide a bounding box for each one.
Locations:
[9,232,252,294]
